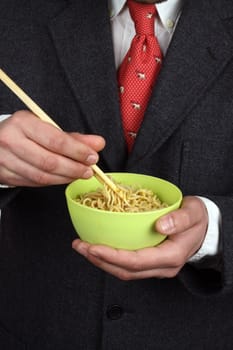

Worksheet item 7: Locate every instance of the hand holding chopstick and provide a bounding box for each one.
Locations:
[0,68,120,195]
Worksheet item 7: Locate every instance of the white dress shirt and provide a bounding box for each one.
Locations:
[0,0,221,263]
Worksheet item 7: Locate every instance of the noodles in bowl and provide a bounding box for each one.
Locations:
[65,173,182,250]
[76,182,168,213]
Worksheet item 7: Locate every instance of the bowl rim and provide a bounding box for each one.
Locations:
[65,173,183,216]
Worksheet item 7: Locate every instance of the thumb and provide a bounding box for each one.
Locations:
[155,212,177,235]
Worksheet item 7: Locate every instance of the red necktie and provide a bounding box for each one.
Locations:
[118,0,163,152]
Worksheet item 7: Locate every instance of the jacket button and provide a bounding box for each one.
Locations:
[106,304,124,320]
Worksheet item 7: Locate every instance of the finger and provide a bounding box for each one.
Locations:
[9,111,100,166]
[11,137,94,180]
[72,240,180,280]
[83,254,179,280]
[72,238,184,271]
[0,167,35,187]
[70,133,106,152]
[26,124,100,165]
[0,149,76,186]
[1,113,98,181]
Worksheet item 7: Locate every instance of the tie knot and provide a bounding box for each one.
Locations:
[127,0,156,35]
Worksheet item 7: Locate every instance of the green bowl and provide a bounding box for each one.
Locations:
[65,173,182,250]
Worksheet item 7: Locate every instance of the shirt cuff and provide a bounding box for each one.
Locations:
[0,114,11,122]
[188,196,222,263]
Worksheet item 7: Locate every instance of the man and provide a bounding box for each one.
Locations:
[0,0,232,349]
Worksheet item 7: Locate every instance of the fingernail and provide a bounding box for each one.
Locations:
[159,216,175,234]
[86,154,98,165]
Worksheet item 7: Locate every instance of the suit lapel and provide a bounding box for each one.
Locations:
[49,0,126,170]
[128,0,233,164]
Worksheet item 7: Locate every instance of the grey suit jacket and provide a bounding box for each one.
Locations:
[1,0,233,349]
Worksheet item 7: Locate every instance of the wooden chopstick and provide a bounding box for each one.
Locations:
[0,68,119,194]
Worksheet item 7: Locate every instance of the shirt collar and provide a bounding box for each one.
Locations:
[108,0,184,32]
[108,0,125,17]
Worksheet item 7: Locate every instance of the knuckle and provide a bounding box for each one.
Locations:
[11,112,23,124]
[168,248,185,268]
[0,153,5,167]
[0,168,14,185]
[47,134,66,151]
[117,270,132,281]
[10,111,31,127]
[39,155,58,172]
[179,209,192,228]
[33,171,51,185]
[130,258,142,272]
[0,129,11,149]
[165,268,180,278]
